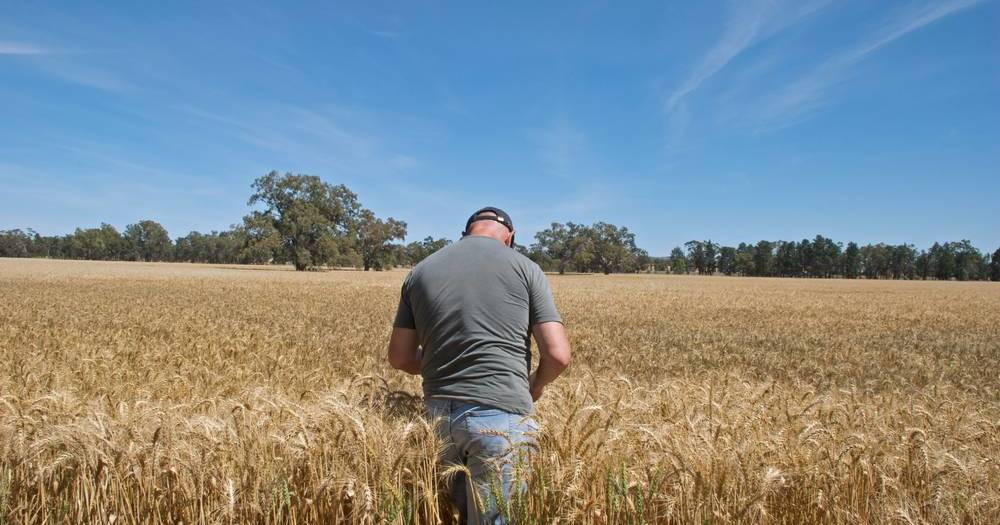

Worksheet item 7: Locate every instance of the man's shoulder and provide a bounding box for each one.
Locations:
[407,240,462,282]
[410,237,543,277]
[508,248,543,273]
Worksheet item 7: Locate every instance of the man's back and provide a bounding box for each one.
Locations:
[388,208,570,524]
[393,235,561,414]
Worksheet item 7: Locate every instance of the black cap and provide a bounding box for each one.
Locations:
[463,207,515,245]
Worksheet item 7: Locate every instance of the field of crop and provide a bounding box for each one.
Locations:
[1,257,998,524]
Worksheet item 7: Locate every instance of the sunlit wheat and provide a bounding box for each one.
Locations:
[1,258,998,523]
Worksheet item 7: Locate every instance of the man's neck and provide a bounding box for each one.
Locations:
[464,234,507,246]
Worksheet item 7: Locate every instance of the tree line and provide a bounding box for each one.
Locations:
[2,171,999,280]
[0,172,449,271]
[526,228,1000,281]
[523,222,649,274]
[671,237,998,281]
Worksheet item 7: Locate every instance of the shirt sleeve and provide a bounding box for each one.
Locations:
[528,265,562,326]
[392,272,416,329]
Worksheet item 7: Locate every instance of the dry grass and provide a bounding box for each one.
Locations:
[1,257,998,524]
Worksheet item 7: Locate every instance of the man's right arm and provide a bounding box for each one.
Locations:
[530,321,571,401]
[526,264,569,401]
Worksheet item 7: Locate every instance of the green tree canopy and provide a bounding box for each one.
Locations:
[843,242,862,279]
[0,229,39,258]
[356,209,407,271]
[669,246,688,275]
[990,247,1000,282]
[247,171,360,271]
[533,222,594,274]
[589,222,640,274]
[124,220,172,262]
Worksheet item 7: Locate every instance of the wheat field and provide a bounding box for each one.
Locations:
[1,258,998,524]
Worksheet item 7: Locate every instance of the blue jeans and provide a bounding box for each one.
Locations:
[425,398,538,525]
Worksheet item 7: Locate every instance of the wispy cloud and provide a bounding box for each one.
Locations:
[665,0,830,113]
[1,38,129,92]
[365,28,402,39]
[523,117,628,225]
[0,41,54,55]
[53,142,200,183]
[180,103,420,183]
[33,59,131,92]
[664,99,690,156]
[530,118,587,180]
[665,3,765,113]
[347,13,405,39]
[512,181,623,234]
[549,182,622,216]
[752,0,983,130]
[663,0,830,153]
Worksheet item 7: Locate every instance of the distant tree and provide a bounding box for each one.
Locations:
[533,222,595,274]
[210,231,241,264]
[862,244,891,279]
[669,246,688,275]
[173,230,242,264]
[356,209,407,271]
[978,252,991,281]
[990,247,1000,282]
[945,240,981,281]
[930,243,956,280]
[0,229,36,258]
[810,235,841,278]
[753,240,775,277]
[797,239,813,277]
[634,248,652,272]
[915,250,931,280]
[173,234,194,262]
[775,241,800,277]
[843,242,862,279]
[246,171,360,271]
[652,256,670,272]
[684,240,719,275]
[684,241,703,274]
[564,223,596,272]
[925,243,944,280]
[888,244,917,280]
[734,243,754,276]
[63,224,125,261]
[718,246,737,276]
[704,241,719,275]
[123,220,171,262]
[404,236,452,266]
[534,223,571,274]
[235,212,282,264]
[386,243,407,267]
[588,222,640,274]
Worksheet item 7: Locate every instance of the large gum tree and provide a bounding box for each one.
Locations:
[246,171,360,271]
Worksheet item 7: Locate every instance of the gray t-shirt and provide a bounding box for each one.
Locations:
[393,235,562,414]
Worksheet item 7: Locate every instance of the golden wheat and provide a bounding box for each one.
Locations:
[1,258,998,524]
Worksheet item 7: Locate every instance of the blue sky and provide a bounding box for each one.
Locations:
[2,1,998,255]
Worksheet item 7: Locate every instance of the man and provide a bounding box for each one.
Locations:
[387,207,571,524]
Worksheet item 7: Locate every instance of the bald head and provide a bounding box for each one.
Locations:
[466,211,515,247]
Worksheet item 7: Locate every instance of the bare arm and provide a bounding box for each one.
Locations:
[529,321,571,401]
[387,327,422,375]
